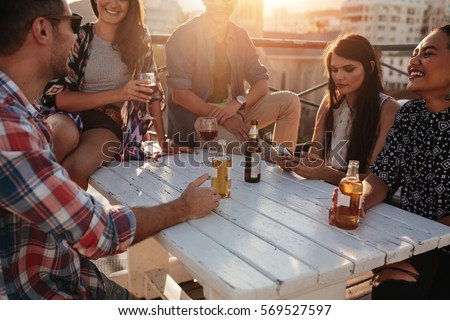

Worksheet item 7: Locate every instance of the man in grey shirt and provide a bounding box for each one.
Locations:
[166,0,301,153]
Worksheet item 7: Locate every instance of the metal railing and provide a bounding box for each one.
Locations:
[151,34,416,109]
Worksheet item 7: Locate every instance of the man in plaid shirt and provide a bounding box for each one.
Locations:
[0,0,219,299]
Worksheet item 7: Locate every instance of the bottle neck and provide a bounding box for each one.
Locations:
[249,125,258,141]
[218,141,226,157]
[346,165,359,179]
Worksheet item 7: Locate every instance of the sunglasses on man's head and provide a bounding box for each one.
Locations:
[42,13,82,34]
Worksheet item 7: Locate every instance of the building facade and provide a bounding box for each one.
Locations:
[340,0,428,44]
[143,0,185,35]
[340,0,448,91]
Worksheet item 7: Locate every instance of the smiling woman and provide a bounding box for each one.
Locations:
[40,0,183,190]
[358,24,450,300]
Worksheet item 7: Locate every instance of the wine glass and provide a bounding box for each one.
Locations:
[198,117,218,142]
[138,72,157,121]
[198,116,218,178]
[198,116,218,162]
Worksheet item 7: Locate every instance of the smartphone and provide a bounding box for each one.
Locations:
[274,145,293,157]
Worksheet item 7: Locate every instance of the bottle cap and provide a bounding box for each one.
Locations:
[250,120,258,126]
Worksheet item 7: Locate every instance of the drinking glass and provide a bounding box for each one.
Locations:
[198,117,218,142]
[138,72,157,120]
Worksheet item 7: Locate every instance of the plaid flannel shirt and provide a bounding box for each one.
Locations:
[0,71,136,299]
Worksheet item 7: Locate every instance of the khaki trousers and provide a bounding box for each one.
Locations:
[195,90,301,155]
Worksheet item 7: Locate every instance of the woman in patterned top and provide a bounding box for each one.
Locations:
[332,25,450,299]
[278,34,400,185]
[40,0,188,190]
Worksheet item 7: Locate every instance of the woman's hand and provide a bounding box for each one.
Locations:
[329,188,366,226]
[276,154,300,172]
[116,79,154,102]
[278,153,326,180]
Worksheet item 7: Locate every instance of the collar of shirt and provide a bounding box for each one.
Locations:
[0,70,39,118]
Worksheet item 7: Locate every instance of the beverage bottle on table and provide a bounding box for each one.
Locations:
[244,120,261,183]
[211,139,231,198]
[335,160,363,230]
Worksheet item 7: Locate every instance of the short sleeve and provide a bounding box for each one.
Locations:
[370,111,405,193]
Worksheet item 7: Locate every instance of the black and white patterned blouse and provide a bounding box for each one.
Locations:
[370,99,450,220]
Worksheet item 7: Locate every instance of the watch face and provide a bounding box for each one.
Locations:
[237,96,246,106]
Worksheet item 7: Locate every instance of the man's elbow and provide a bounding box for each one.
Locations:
[170,88,185,105]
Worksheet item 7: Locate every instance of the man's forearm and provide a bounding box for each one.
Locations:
[131,199,186,244]
[171,88,214,116]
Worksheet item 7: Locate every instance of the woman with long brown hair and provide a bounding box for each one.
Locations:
[279,33,400,185]
[40,0,187,189]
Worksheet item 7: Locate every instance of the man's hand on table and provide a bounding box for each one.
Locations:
[179,173,220,220]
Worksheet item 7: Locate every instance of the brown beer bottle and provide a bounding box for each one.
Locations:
[335,160,363,230]
[211,139,231,198]
[244,120,262,183]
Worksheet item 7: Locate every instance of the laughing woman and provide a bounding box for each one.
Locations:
[361,24,450,300]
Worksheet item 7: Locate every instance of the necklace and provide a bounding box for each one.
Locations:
[346,100,354,112]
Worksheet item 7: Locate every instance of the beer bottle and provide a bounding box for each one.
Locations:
[335,160,363,230]
[244,120,262,183]
[211,139,231,198]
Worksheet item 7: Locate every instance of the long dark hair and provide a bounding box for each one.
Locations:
[322,33,384,172]
[438,24,450,49]
[90,0,149,72]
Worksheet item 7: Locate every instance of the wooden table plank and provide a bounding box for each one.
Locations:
[260,163,443,258]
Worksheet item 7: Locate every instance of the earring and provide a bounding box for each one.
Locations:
[446,90,450,101]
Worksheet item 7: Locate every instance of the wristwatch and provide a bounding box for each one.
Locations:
[236,95,247,108]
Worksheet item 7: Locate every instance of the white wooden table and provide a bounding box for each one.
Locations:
[90,151,450,300]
